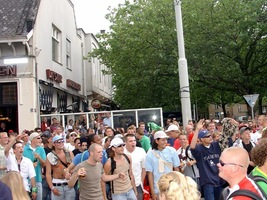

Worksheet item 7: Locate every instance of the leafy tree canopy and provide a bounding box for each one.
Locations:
[88,0,267,112]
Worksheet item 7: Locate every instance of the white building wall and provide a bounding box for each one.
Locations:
[34,0,84,97]
[84,34,112,99]
[0,0,113,132]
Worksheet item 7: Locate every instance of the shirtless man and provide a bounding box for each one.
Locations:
[46,135,75,200]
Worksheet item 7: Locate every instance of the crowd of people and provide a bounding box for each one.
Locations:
[0,114,266,200]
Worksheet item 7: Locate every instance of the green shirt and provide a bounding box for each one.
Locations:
[251,166,267,196]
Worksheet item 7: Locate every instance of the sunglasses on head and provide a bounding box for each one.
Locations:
[55,140,64,144]
[219,160,243,167]
[116,144,125,148]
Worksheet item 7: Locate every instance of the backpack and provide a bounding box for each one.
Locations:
[110,153,130,193]
[228,189,263,200]
[248,173,267,199]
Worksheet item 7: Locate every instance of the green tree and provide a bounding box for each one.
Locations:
[89,0,181,110]
[88,0,267,113]
[183,0,267,113]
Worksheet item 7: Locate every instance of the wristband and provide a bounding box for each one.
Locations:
[51,186,55,190]
[32,187,38,193]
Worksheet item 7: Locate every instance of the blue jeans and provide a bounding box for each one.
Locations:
[36,182,43,200]
[42,177,51,200]
[51,185,75,200]
[136,185,143,200]
[112,188,137,200]
[202,185,222,200]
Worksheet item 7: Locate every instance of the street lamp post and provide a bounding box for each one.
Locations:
[174,0,192,128]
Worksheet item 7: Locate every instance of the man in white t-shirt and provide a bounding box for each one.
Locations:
[124,134,146,200]
[5,137,37,199]
[251,115,267,143]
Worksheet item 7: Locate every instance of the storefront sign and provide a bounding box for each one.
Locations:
[66,79,81,91]
[0,65,17,77]
[46,69,62,83]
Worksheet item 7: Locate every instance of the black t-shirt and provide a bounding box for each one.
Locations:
[73,149,82,156]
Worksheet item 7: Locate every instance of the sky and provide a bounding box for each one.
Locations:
[72,0,126,34]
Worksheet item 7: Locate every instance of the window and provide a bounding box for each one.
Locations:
[2,84,17,105]
[66,39,71,69]
[52,25,61,63]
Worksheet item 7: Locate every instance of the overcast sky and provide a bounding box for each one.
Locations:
[72,0,126,34]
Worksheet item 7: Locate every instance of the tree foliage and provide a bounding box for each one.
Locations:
[88,0,267,113]
[183,0,267,99]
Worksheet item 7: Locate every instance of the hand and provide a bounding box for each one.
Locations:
[151,193,158,200]
[187,160,195,166]
[33,152,40,160]
[118,172,126,180]
[52,187,60,196]
[180,162,185,168]
[77,167,86,178]
[31,192,37,200]
[134,189,138,197]
[17,132,27,141]
[33,162,38,167]
[64,169,71,180]
[196,119,205,131]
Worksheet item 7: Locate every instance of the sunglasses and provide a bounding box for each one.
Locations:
[219,160,243,168]
[116,144,125,148]
[203,135,212,138]
[55,140,64,144]
[71,134,77,137]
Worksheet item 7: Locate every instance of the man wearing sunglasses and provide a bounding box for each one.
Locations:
[104,138,137,200]
[218,147,264,200]
[23,132,46,200]
[46,135,75,200]
[190,119,231,200]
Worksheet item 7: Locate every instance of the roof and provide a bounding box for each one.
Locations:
[0,0,40,39]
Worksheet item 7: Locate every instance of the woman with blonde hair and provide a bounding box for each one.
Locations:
[158,171,200,200]
[1,171,31,200]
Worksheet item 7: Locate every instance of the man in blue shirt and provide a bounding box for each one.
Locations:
[145,131,180,199]
[190,119,234,200]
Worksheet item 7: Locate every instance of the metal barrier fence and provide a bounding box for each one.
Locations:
[40,107,163,132]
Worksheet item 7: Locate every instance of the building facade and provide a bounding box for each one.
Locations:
[0,0,112,132]
[208,103,248,120]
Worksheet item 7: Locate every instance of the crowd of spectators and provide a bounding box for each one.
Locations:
[0,114,266,200]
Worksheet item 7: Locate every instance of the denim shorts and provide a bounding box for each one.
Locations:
[112,188,137,200]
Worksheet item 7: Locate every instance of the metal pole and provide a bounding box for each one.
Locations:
[174,0,192,128]
[34,48,41,127]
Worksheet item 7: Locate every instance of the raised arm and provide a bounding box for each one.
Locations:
[190,119,205,149]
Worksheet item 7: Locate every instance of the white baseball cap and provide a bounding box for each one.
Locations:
[109,138,125,148]
[154,131,169,139]
[165,124,179,133]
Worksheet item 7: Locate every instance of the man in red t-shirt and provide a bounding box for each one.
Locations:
[218,147,264,200]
